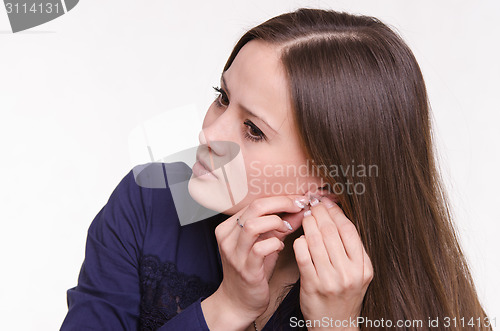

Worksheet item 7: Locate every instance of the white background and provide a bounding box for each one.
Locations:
[0,0,498,329]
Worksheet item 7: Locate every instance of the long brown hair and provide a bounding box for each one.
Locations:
[223,8,490,330]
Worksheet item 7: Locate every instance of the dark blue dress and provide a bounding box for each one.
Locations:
[60,162,301,330]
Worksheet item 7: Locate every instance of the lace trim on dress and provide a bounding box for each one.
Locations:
[139,254,218,331]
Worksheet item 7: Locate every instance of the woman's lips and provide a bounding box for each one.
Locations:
[192,159,218,179]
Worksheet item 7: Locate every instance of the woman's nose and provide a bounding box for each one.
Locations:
[198,130,229,157]
[198,120,240,164]
[199,114,235,157]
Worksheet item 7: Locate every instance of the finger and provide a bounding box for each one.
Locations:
[246,236,284,271]
[302,214,334,280]
[228,195,306,254]
[216,195,307,264]
[214,206,249,240]
[362,248,374,286]
[235,215,290,257]
[258,209,306,242]
[293,235,317,290]
[213,206,252,260]
[215,219,245,266]
[279,207,307,237]
[243,195,307,221]
[309,202,349,266]
[323,198,365,263]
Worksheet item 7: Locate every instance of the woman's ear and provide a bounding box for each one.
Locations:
[304,184,339,203]
[321,192,339,203]
[318,184,339,203]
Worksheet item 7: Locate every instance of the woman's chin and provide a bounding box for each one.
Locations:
[188,176,241,214]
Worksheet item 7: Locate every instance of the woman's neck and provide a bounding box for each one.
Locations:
[273,227,302,279]
[251,227,303,331]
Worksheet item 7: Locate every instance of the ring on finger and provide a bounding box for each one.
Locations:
[236,217,244,228]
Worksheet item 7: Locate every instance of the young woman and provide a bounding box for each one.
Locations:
[61,8,492,331]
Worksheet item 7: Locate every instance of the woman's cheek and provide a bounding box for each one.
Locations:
[245,161,267,197]
[244,161,303,197]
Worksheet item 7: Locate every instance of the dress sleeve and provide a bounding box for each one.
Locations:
[156,298,210,331]
[61,164,216,331]
[60,168,151,330]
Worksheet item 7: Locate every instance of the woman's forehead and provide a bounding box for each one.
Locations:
[223,40,295,136]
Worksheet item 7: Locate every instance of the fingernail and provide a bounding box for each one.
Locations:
[320,197,335,209]
[294,197,308,209]
[310,197,319,206]
[283,220,293,231]
[304,210,312,217]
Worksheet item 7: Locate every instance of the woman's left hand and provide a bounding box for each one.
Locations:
[293,197,373,331]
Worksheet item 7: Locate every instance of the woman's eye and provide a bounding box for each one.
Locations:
[244,120,266,142]
[212,86,266,143]
[213,86,229,107]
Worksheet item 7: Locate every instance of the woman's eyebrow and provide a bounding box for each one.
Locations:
[221,74,278,135]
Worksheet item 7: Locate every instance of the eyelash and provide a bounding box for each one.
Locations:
[213,86,229,108]
[212,86,267,142]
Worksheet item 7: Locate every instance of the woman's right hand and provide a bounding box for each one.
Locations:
[201,195,308,331]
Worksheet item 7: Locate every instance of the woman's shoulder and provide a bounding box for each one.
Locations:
[131,161,192,190]
[124,161,224,274]
[129,162,225,329]
[95,162,191,244]
[91,161,223,264]
[97,160,225,302]
[62,162,224,331]
[132,161,222,226]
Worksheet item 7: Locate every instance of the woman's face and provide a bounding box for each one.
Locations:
[188,40,325,214]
